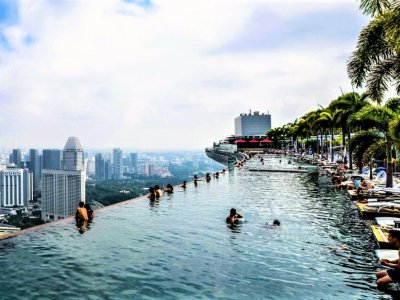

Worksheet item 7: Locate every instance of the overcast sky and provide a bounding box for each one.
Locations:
[0,0,372,151]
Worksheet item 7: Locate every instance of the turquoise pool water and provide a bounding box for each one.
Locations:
[0,156,387,299]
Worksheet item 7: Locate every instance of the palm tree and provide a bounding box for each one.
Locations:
[350,98,400,186]
[329,92,370,169]
[347,1,400,102]
[348,130,384,176]
[314,108,336,161]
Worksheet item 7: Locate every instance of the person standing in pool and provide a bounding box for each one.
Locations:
[154,185,163,198]
[180,181,187,189]
[148,187,156,201]
[226,208,243,226]
[376,229,400,287]
[84,203,94,222]
[75,201,88,224]
[164,184,173,194]
[194,175,202,187]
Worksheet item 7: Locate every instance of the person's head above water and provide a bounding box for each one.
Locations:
[230,208,237,216]
[273,219,280,226]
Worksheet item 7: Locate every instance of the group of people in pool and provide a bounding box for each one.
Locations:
[75,201,94,233]
[226,208,280,228]
[148,184,174,201]
[147,170,227,201]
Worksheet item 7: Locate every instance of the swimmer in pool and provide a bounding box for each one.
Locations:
[226,208,243,226]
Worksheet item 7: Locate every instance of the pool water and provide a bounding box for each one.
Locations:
[0,156,388,299]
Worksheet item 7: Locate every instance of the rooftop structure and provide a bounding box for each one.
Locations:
[234,110,271,136]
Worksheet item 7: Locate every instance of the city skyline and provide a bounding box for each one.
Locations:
[0,0,389,150]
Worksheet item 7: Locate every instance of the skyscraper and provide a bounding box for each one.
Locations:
[41,137,86,221]
[29,149,41,193]
[130,153,138,173]
[145,161,154,177]
[11,149,22,166]
[104,160,112,180]
[95,153,105,181]
[42,149,62,170]
[63,137,84,171]
[112,148,123,180]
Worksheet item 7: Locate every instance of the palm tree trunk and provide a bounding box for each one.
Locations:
[386,142,393,188]
[347,129,353,169]
[331,128,334,162]
[343,126,347,164]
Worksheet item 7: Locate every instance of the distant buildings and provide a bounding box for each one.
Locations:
[0,167,32,208]
[41,137,86,221]
[234,111,272,136]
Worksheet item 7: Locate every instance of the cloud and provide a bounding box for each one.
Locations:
[0,0,374,150]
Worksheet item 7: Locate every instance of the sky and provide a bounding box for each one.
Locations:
[0,0,373,151]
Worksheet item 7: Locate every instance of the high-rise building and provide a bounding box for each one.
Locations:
[41,137,86,221]
[130,153,138,173]
[42,149,62,170]
[112,148,123,180]
[41,170,85,221]
[29,149,41,193]
[95,153,105,181]
[11,149,22,166]
[234,111,272,136]
[0,168,32,208]
[63,137,84,171]
[105,160,112,180]
[145,161,154,177]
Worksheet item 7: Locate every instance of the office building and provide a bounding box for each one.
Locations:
[42,149,62,170]
[145,161,154,177]
[0,168,32,208]
[63,137,84,171]
[105,160,112,180]
[95,153,105,181]
[112,148,123,180]
[41,137,86,221]
[29,149,41,193]
[130,153,138,173]
[234,111,272,136]
[10,149,22,167]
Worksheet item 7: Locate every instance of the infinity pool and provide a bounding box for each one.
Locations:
[0,156,387,299]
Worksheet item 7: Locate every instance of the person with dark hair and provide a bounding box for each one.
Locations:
[164,184,173,194]
[194,175,202,187]
[376,229,400,287]
[180,181,187,189]
[226,208,243,226]
[272,219,280,227]
[148,187,156,201]
[154,185,163,198]
[205,173,211,182]
[265,219,281,228]
[84,203,94,222]
[75,201,88,224]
